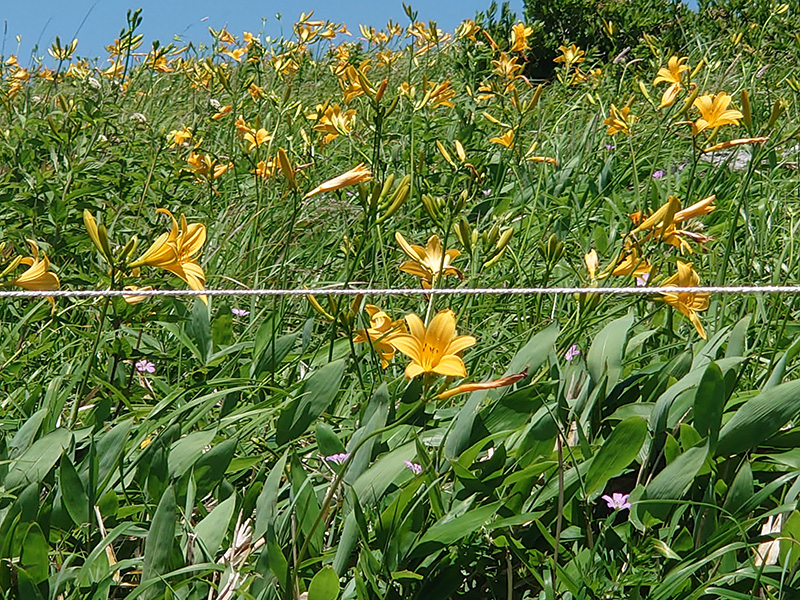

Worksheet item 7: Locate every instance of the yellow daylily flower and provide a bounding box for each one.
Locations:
[211,105,232,120]
[353,305,406,368]
[597,246,651,279]
[554,44,585,68]
[490,129,515,147]
[492,52,524,80]
[389,310,477,379]
[653,56,690,108]
[632,195,716,253]
[186,152,233,181]
[604,104,636,135]
[611,251,651,278]
[424,81,456,109]
[129,209,208,304]
[308,103,356,143]
[690,93,743,136]
[395,232,462,287]
[255,157,277,179]
[661,261,710,339]
[10,239,60,291]
[305,163,372,198]
[221,47,246,62]
[509,22,533,53]
[243,128,272,153]
[168,126,192,147]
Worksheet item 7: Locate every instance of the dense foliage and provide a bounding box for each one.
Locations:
[1,2,800,599]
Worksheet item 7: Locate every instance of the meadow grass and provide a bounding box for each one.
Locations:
[1,5,800,599]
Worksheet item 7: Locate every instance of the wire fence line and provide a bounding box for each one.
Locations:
[1,285,800,299]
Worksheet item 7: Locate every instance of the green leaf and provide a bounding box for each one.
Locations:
[333,510,359,576]
[345,383,389,484]
[587,311,634,390]
[7,409,46,459]
[444,389,489,460]
[584,416,647,498]
[81,418,133,493]
[252,332,299,378]
[20,523,49,584]
[640,442,709,520]
[290,453,323,554]
[251,316,299,377]
[60,454,89,526]
[391,570,424,581]
[254,452,288,541]
[722,460,753,516]
[780,510,800,568]
[194,493,236,560]
[725,314,750,358]
[276,358,346,445]
[185,299,212,363]
[5,427,71,490]
[316,422,346,458]
[693,362,725,445]
[352,442,416,506]
[308,565,340,600]
[412,500,501,556]
[482,387,543,434]
[193,438,237,498]
[168,429,216,479]
[141,486,177,598]
[503,322,559,380]
[211,305,234,348]
[716,379,800,456]
[764,334,800,390]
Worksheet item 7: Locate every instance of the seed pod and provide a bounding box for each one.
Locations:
[380,174,396,203]
[637,80,652,104]
[118,235,138,264]
[689,59,704,81]
[306,294,334,321]
[369,180,382,211]
[376,175,411,224]
[277,148,297,191]
[767,98,786,130]
[0,255,23,279]
[495,227,514,252]
[530,84,544,110]
[436,140,455,167]
[375,77,388,103]
[485,223,500,248]
[677,84,700,119]
[455,218,472,253]
[740,89,752,130]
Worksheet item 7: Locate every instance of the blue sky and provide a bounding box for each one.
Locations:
[2,0,525,62]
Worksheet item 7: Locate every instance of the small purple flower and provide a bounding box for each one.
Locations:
[324,453,350,465]
[482,189,492,197]
[232,308,250,317]
[565,344,581,362]
[404,460,423,475]
[605,143,616,150]
[636,272,650,287]
[602,492,631,511]
[136,360,155,374]
[652,170,665,179]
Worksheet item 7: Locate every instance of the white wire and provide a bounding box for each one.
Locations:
[1,285,800,298]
